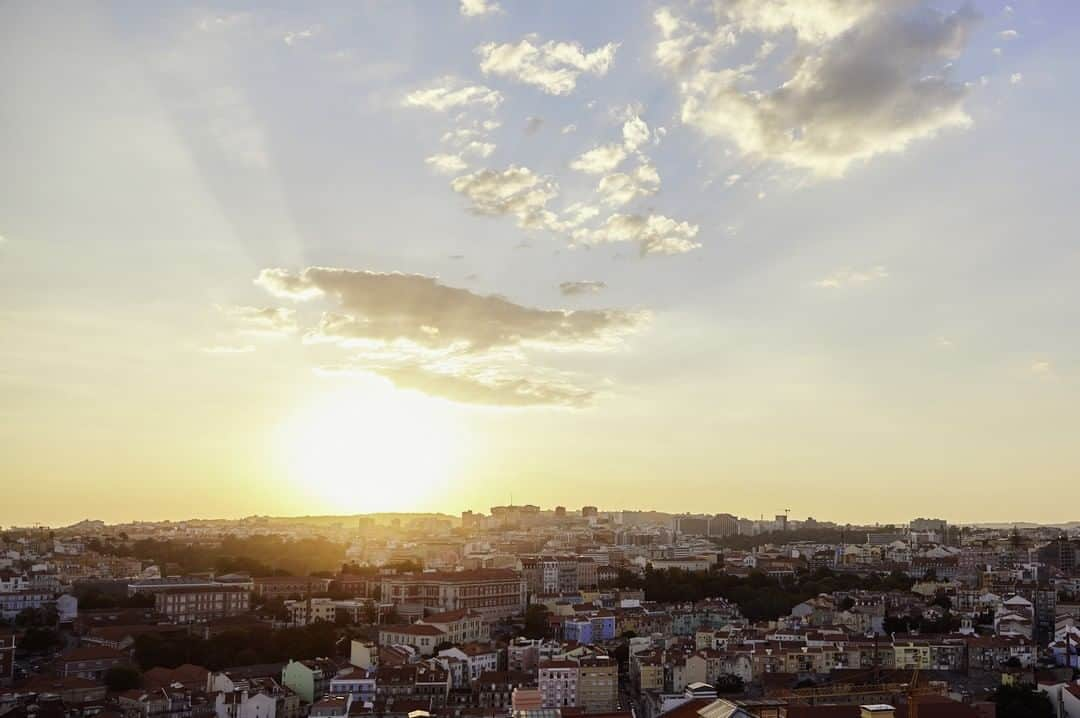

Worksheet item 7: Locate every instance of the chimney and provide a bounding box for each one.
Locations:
[861,705,896,718]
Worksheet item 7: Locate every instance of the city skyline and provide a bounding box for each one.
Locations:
[4,1,1080,526]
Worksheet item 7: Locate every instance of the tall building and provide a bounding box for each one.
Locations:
[709,514,738,538]
[673,515,710,536]
[577,656,617,713]
[1038,537,1080,575]
[581,506,598,518]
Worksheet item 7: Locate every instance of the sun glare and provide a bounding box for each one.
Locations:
[276,381,462,512]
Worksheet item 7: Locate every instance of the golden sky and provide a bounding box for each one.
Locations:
[2,1,1079,526]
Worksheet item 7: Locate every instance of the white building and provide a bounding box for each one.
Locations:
[538,660,578,708]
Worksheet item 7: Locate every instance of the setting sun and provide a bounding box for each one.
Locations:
[275,380,463,513]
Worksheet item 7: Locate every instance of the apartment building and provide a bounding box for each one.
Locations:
[376,662,451,707]
[285,598,337,626]
[328,668,376,706]
[281,659,336,704]
[475,671,534,710]
[0,590,54,619]
[155,585,250,624]
[578,656,617,713]
[518,558,569,596]
[538,660,578,708]
[379,569,527,619]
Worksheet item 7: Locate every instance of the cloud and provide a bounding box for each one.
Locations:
[1009,72,1023,85]
[622,114,651,151]
[450,165,560,230]
[1030,360,1051,375]
[560,202,601,228]
[260,267,643,351]
[425,153,468,174]
[463,141,496,157]
[659,3,980,177]
[999,29,1018,39]
[574,213,701,256]
[524,116,545,135]
[560,280,607,296]
[362,363,593,408]
[720,0,880,43]
[597,164,661,206]
[254,267,648,407]
[219,305,298,334]
[404,78,502,112]
[460,0,502,17]
[815,266,888,288]
[283,26,318,46]
[476,36,619,95]
[561,123,577,134]
[570,143,627,174]
[202,344,256,354]
[254,268,326,300]
[724,173,742,187]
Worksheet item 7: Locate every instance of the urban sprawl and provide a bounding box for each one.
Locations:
[1,509,1079,718]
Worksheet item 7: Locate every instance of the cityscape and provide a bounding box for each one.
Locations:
[4,2,1080,718]
[1,510,1079,718]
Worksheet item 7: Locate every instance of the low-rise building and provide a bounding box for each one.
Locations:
[57,645,128,681]
[155,585,250,624]
[379,624,448,656]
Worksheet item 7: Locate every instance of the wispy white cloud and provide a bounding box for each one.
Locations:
[476,36,618,95]
[404,77,502,112]
[570,143,627,174]
[450,165,560,230]
[560,280,607,296]
[622,114,650,151]
[425,153,468,174]
[597,164,660,206]
[460,0,502,17]
[283,26,318,46]
[815,266,889,288]
[574,213,701,256]
[218,305,298,335]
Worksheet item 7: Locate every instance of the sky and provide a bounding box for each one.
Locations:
[2,0,1079,528]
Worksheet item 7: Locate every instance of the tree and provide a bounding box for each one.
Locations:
[20,627,60,652]
[992,684,1054,718]
[104,666,143,692]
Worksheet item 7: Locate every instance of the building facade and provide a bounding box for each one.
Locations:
[155,586,250,624]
